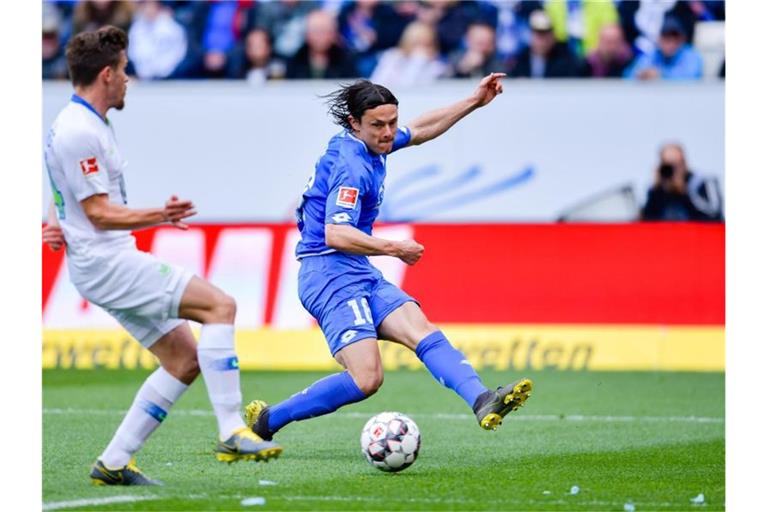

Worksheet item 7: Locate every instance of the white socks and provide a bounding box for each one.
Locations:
[99,324,246,466]
[197,323,246,441]
[100,366,188,469]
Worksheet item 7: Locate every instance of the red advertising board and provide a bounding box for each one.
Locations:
[42,223,724,327]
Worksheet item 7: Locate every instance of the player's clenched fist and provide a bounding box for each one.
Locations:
[43,224,66,251]
[163,195,197,230]
[395,239,425,265]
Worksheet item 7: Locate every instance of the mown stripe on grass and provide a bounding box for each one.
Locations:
[42,408,723,424]
[280,495,692,508]
[43,495,156,510]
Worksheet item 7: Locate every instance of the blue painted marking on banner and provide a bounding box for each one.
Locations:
[390,165,482,210]
[382,165,535,221]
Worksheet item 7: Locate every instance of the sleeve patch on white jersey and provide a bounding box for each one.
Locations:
[79,157,100,177]
[336,187,359,209]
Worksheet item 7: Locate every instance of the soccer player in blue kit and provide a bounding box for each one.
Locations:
[245,73,532,440]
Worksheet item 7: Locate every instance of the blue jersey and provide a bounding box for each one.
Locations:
[295,126,412,258]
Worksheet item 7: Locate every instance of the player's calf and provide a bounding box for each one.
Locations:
[160,355,199,384]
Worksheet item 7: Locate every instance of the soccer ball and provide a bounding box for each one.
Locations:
[360,412,421,472]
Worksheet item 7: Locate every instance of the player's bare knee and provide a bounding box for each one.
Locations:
[356,370,384,396]
[210,293,237,323]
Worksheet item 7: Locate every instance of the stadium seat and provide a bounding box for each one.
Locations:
[557,184,640,222]
[693,21,725,79]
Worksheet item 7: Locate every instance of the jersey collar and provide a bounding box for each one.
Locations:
[71,94,108,125]
[345,131,383,160]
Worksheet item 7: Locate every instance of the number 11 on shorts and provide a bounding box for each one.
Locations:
[347,297,373,326]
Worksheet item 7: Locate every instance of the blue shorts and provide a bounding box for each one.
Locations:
[298,252,417,356]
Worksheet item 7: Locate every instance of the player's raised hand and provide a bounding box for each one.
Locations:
[163,195,197,230]
[471,72,505,108]
[42,224,65,251]
[395,239,425,265]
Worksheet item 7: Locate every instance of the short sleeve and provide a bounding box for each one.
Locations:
[324,165,369,226]
[58,131,110,202]
[390,126,411,153]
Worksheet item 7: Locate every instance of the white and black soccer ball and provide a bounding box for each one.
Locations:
[360,412,421,472]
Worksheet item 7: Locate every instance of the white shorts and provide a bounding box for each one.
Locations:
[70,249,194,348]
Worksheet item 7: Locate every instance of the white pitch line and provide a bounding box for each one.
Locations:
[42,408,724,424]
[340,412,725,424]
[42,495,156,511]
[41,492,714,510]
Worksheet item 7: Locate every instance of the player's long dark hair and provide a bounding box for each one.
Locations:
[323,80,399,131]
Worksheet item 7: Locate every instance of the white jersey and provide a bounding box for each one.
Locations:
[44,95,136,280]
[44,95,193,347]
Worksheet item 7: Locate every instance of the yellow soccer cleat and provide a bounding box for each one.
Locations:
[215,427,282,463]
[473,378,533,431]
[245,399,274,441]
[89,458,162,486]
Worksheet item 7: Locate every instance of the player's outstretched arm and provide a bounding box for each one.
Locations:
[325,224,424,265]
[81,194,197,231]
[405,72,505,147]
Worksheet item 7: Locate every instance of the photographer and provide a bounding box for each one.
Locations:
[641,143,723,221]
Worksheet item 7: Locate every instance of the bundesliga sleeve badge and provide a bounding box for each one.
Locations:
[79,157,100,177]
[336,187,359,209]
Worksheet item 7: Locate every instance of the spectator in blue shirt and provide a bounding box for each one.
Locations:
[624,16,703,80]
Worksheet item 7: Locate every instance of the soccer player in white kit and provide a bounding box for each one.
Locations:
[42,26,281,486]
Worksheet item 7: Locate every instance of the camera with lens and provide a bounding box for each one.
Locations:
[659,163,675,180]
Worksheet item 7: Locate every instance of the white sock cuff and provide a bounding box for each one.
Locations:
[148,366,189,403]
[198,323,236,350]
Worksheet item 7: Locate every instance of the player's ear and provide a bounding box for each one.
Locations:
[100,64,113,85]
[348,115,361,133]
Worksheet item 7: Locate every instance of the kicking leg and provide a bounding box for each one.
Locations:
[92,323,198,485]
[378,302,487,407]
[178,276,281,462]
[378,302,532,430]
[246,339,378,440]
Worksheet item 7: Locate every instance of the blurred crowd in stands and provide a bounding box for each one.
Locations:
[43,0,726,84]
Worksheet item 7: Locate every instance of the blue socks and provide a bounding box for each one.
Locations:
[267,371,366,434]
[266,332,486,436]
[415,331,488,408]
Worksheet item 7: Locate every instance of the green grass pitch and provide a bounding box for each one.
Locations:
[43,369,724,511]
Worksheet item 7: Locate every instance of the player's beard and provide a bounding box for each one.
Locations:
[114,89,126,110]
